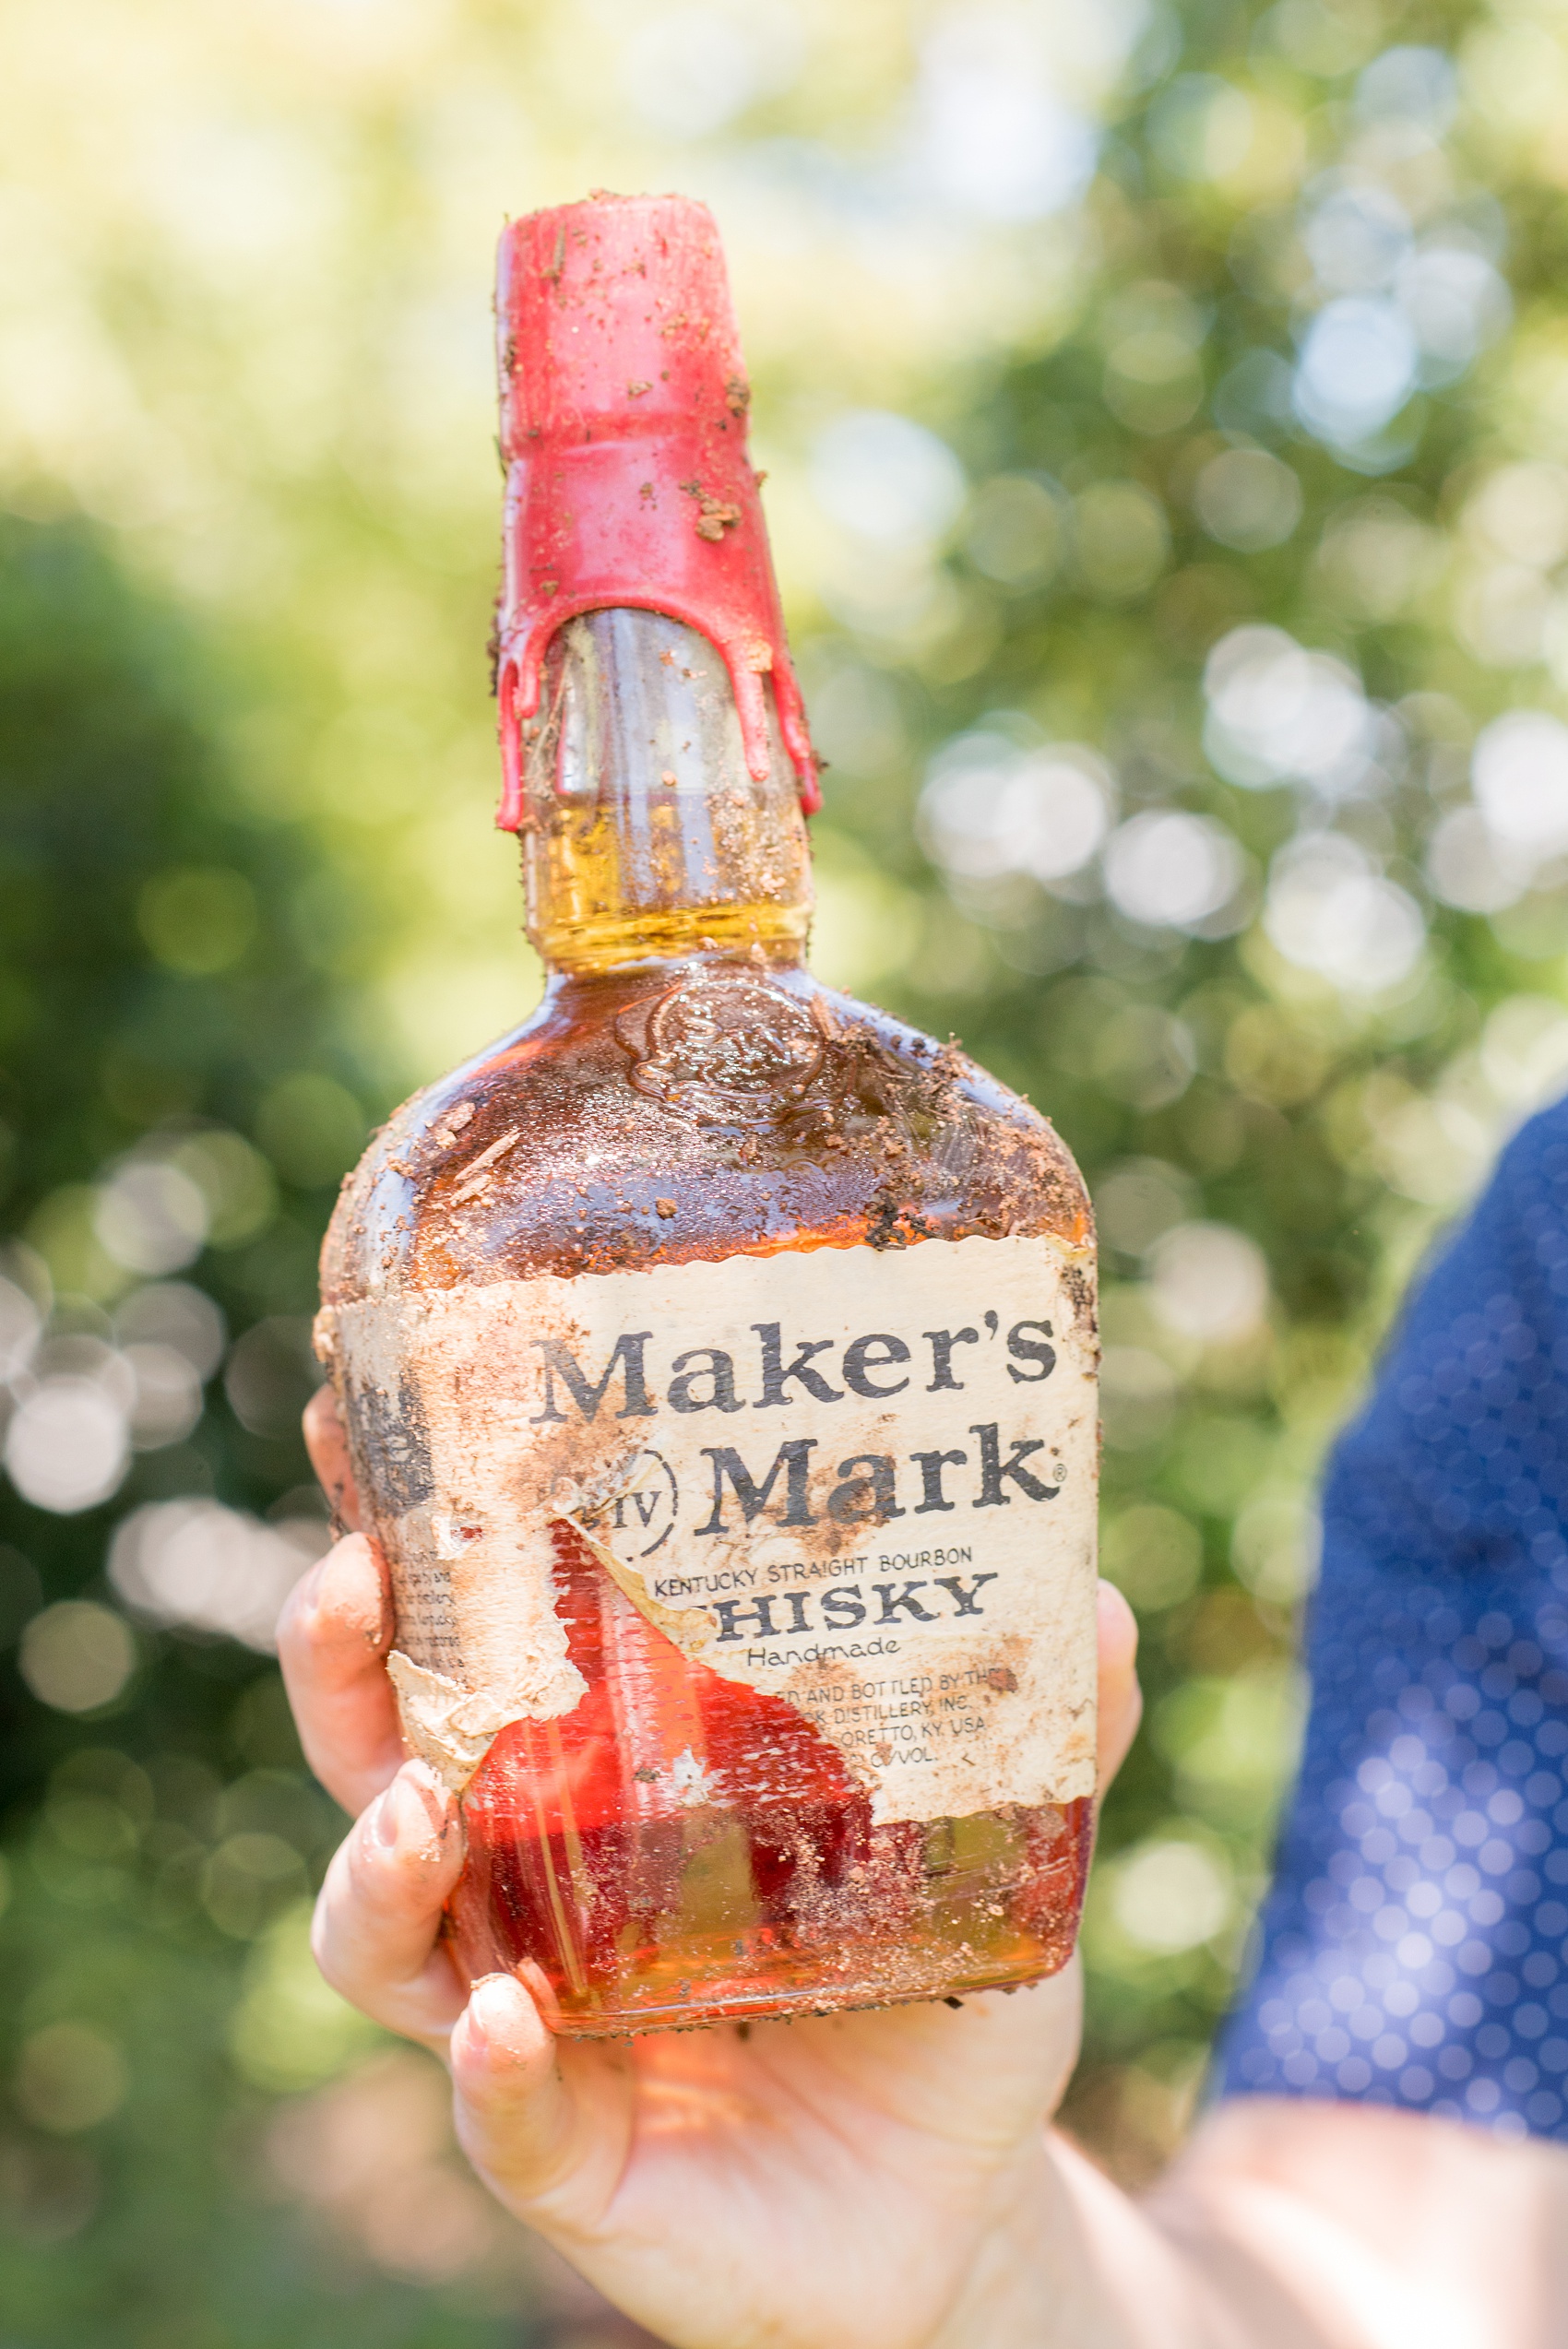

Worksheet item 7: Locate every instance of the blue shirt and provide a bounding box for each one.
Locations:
[1218,1095,1568,2141]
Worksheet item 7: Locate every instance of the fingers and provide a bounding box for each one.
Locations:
[312,1759,468,2049]
[304,1383,363,1532]
[450,1975,579,2202]
[1096,1578,1142,1791]
[287,1392,404,1816]
[278,1531,404,1816]
[450,1974,628,2234]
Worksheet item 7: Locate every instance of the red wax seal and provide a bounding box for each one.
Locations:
[493,192,820,828]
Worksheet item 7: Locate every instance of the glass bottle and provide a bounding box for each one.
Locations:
[315,195,1099,2037]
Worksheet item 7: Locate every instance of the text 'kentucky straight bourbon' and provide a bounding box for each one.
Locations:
[315,193,1099,2035]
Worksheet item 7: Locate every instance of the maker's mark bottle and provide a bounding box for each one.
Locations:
[315,193,1099,2036]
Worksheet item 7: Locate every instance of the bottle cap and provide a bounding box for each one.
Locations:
[493,192,819,828]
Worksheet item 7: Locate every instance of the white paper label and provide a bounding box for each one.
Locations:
[325,1231,1098,1823]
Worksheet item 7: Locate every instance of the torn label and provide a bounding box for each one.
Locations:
[559,1509,713,1649]
[386,1652,537,1795]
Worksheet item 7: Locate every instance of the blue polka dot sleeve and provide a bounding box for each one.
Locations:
[1217,1095,1568,2141]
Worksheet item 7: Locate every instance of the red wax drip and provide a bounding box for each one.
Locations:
[493,193,820,827]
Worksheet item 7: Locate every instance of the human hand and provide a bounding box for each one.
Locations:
[279,1386,1142,2349]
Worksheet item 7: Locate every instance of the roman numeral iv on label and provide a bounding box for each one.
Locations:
[315,193,1100,2036]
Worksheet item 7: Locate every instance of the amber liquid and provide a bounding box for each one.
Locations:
[453,1524,1091,2030]
[321,611,1097,2035]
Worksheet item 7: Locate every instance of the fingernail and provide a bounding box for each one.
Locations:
[295,1551,330,1611]
[373,1776,410,1847]
[302,1540,359,1620]
[466,1972,522,2053]
[310,1536,386,1643]
[371,1555,395,1650]
[374,1765,457,1853]
[402,1758,456,1820]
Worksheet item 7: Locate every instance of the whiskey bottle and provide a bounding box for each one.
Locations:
[315,193,1099,2036]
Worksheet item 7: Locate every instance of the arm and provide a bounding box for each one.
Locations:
[940,2095,1568,2349]
[1149,2095,1568,2349]
[1146,1099,1568,2349]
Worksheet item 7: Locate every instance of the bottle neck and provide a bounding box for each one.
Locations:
[516,609,814,979]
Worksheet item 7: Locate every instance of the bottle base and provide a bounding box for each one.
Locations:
[451,1890,1083,2040]
[528,1945,1070,2039]
[447,1784,1093,2041]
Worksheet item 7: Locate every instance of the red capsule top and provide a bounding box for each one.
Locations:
[493,192,819,827]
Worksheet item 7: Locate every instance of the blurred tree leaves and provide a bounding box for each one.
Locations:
[0,523,537,2343]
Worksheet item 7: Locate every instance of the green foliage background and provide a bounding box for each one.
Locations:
[4,0,1568,2338]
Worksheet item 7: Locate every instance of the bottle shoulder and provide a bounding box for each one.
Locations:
[321,962,1090,1306]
